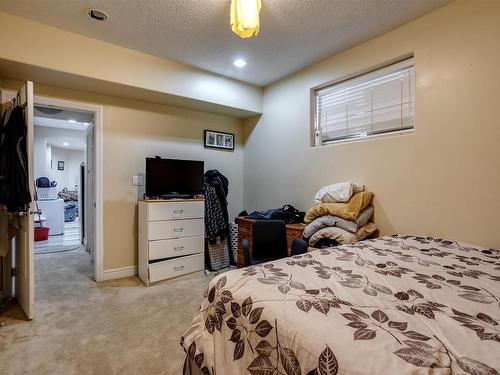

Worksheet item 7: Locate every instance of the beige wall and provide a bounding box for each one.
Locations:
[0,11,262,116]
[243,0,500,249]
[50,147,84,191]
[101,100,243,270]
[3,80,244,270]
[33,126,85,180]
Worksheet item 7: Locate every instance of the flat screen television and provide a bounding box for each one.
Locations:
[145,157,204,198]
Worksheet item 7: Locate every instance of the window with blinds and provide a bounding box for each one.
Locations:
[314,58,415,145]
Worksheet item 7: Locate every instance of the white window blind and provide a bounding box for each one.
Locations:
[314,58,414,145]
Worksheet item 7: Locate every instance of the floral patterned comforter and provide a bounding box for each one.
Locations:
[181,235,500,375]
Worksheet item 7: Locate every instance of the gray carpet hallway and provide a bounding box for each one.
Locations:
[0,248,212,375]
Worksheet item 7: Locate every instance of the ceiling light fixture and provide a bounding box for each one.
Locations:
[63,142,69,146]
[87,9,109,22]
[233,59,247,68]
[230,0,262,39]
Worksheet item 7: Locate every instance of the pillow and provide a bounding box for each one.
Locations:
[304,191,374,223]
[303,205,374,237]
[309,222,377,246]
[334,205,374,233]
[303,216,337,239]
[313,182,364,205]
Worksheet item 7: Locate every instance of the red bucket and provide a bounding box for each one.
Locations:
[34,227,50,242]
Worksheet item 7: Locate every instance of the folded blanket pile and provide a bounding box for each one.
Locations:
[304,182,376,247]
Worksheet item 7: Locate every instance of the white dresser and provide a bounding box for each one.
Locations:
[138,199,205,286]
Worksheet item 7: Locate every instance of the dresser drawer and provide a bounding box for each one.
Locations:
[148,201,204,221]
[149,253,204,283]
[148,219,204,240]
[149,236,204,261]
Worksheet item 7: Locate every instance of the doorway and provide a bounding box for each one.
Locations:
[33,106,92,258]
[0,85,103,321]
[31,95,104,285]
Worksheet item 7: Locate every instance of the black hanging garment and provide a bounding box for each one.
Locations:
[204,170,229,228]
[204,170,232,270]
[203,182,227,241]
[0,106,31,213]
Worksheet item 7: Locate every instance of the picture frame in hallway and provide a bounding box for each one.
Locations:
[58,161,65,171]
[204,130,234,151]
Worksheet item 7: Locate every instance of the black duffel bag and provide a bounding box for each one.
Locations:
[270,204,305,224]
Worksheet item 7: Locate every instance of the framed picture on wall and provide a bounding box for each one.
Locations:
[58,161,65,171]
[204,130,234,151]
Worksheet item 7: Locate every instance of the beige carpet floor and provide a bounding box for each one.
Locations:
[0,248,211,375]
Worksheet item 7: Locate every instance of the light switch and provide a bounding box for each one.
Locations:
[132,175,143,186]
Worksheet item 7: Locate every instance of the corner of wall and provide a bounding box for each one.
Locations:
[241,115,262,145]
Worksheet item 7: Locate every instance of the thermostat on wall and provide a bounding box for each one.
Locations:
[132,175,143,186]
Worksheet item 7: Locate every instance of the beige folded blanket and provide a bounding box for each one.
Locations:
[303,205,374,237]
[304,191,373,223]
[308,222,377,246]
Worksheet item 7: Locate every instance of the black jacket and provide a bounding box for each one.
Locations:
[203,182,227,241]
[204,169,229,227]
[204,170,230,241]
[0,106,31,212]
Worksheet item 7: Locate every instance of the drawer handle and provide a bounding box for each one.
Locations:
[173,209,184,217]
[174,265,185,272]
[174,246,184,251]
[173,228,184,233]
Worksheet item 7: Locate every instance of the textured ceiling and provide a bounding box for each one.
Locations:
[0,0,450,86]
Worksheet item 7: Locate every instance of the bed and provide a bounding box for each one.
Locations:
[181,235,500,374]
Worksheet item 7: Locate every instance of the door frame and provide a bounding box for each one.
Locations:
[32,95,104,282]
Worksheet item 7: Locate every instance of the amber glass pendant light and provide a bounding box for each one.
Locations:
[230,0,262,39]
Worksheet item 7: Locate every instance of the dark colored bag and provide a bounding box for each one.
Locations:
[36,177,57,188]
[270,204,306,224]
[36,177,50,187]
[310,238,338,249]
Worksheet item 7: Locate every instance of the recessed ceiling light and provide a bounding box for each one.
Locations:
[68,119,77,123]
[87,9,109,22]
[63,142,69,146]
[233,59,247,68]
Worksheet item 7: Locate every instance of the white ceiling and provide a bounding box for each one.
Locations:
[34,117,91,133]
[35,106,94,124]
[0,0,450,86]
[34,106,90,150]
[35,123,87,150]
[47,136,86,151]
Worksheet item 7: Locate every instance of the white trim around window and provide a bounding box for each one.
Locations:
[313,56,415,146]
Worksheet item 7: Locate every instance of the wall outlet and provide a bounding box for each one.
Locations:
[132,175,143,186]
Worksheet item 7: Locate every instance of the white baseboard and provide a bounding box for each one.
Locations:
[102,265,137,281]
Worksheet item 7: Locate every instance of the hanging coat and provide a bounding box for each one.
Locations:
[204,169,229,230]
[0,106,32,212]
[203,182,227,242]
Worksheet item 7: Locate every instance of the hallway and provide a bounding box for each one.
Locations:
[34,218,82,254]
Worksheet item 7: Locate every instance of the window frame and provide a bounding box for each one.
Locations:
[311,54,415,146]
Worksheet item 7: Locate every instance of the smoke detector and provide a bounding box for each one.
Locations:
[87,9,109,22]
